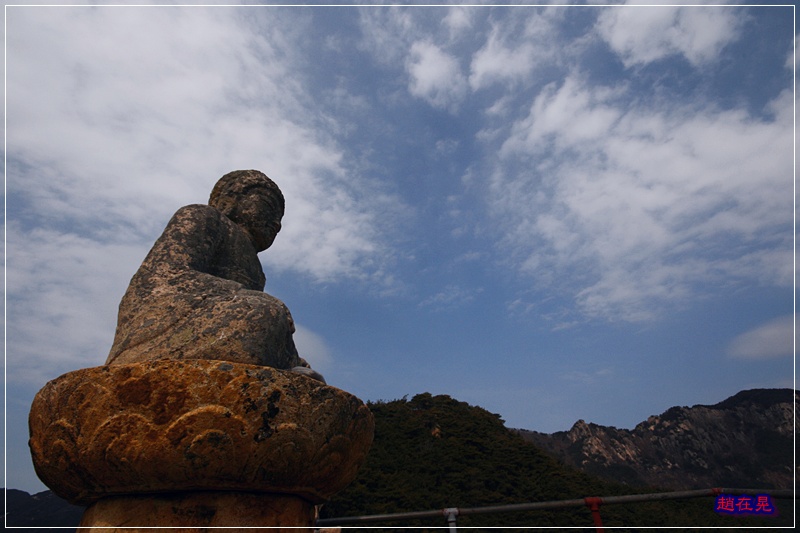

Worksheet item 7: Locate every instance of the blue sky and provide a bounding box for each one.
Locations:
[4,2,795,495]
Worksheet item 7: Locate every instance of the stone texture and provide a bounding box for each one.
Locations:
[78,491,315,532]
[29,359,374,506]
[106,170,303,371]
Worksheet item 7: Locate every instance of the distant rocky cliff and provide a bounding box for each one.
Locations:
[517,388,797,490]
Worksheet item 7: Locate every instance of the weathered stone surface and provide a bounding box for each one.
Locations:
[106,170,303,371]
[29,359,374,506]
[78,491,315,532]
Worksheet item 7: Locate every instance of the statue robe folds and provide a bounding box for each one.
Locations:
[106,203,301,369]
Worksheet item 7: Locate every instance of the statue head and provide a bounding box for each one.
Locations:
[209,170,285,252]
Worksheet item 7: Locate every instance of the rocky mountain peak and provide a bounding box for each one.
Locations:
[518,388,797,490]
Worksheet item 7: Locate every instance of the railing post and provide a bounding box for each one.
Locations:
[443,507,459,532]
[584,497,604,533]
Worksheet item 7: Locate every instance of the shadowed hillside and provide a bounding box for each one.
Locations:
[320,392,792,528]
[5,488,84,531]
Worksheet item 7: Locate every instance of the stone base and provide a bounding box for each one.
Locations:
[29,360,374,506]
[78,491,315,532]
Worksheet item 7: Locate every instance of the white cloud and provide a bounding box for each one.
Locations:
[500,77,624,153]
[357,7,560,102]
[357,7,418,66]
[596,4,742,68]
[294,324,333,373]
[5,6,399,386]
[469,9,563,92]
[406,41,468,111]
[488,75,793,322]
[469,23,538,91]
[443,6,473,40]
[6,6,393,282]
[6,223,148,384]
[357,9,472,112]
[787,34,797,71]
[435,138,460,156]
[727,315,795,359]
[358,7,563,113]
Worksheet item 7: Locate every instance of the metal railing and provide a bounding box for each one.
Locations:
[315,487,795,531]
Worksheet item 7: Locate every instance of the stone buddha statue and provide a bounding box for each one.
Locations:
[106,169,324,382]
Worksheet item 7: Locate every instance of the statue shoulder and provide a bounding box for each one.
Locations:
[137,204,230,273]
[170,204,226,227]
[160,204,240,243]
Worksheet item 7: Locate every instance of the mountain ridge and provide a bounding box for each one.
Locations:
[516,388,796,491]
[4,488,84,531]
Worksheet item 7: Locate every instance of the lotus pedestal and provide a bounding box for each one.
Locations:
[29,360,374,532]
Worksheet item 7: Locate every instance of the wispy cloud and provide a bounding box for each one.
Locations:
[355,5,791,324]
[6,223,147,383]
[294,324,334,373]
[406,40,468,112]
[596,4,743,67]
[443,6,474,41]
[561,367,615,385]
[486,70,792,322]
[7,6,396,282]
[727,315,795,359]
[6,6,400,383]
[357,6,418,67]
[469,12,557,91]
[419,284,483,310]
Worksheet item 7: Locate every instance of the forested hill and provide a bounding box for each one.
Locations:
[320,392,792,528]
